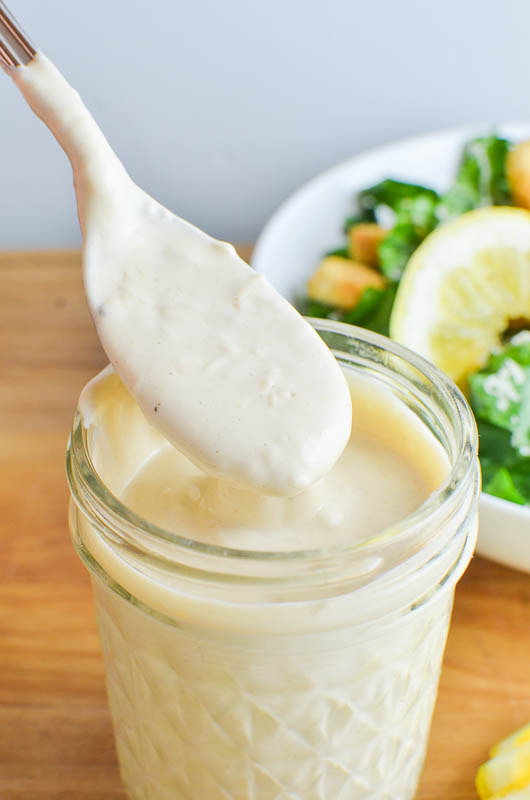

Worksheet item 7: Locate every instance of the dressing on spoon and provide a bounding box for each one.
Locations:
[10,52,352,496]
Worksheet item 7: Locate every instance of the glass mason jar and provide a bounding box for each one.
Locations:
[67,322,480,800]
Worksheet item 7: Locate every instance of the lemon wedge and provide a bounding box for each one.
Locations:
[390,207,530,383]
[491,724,530,759]
[476,741,530,799]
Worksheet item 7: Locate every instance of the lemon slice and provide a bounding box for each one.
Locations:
[390,207,530,383]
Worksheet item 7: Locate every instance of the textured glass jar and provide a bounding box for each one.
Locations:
[67,322,480,800]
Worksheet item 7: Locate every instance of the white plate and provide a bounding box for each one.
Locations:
[252,123,530,573]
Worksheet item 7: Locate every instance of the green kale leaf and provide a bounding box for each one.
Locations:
[481,463,528,505]
[300,283,399,337]
[356,181,440,280]
[378,223,423,280]
[358,179,439,217]
[324,246,351,259]
[469,332,530,458]
[438,135,512,219]
[470,334,530,505]
[298,298,340,319]
[341,283,398,336]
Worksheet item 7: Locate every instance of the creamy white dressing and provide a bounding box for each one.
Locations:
[80,366,449,552]
[11,52,351,496]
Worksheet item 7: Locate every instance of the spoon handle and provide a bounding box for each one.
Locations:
[0,2,35,69]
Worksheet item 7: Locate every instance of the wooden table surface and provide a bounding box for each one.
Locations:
[1,249,529,800]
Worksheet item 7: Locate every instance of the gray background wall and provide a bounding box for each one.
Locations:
[0,0,528,247]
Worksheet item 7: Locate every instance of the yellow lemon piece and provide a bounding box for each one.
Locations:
[390,207,530,384]
[491,723,530,758]
[476,741,530,799]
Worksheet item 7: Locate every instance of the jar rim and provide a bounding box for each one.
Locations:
[67,320,479,577]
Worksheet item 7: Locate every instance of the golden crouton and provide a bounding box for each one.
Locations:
[348,223,387,267]
[507,140,530,209]
[307,256,386,310]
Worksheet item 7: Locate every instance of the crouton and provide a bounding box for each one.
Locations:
[507,140,530,209]
[348,223,387,267]
[307,256,386,310]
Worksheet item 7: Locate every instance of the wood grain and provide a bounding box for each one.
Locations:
[1,250,529,800]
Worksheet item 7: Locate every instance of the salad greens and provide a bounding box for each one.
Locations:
[438,135,512,219]
[378,223,424,281]
[354,136,511,280]
[301,283,398,337]
[304,133,530,505]
[360,181,440,280]
[469,334,530,504]
[358,179,439,219]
